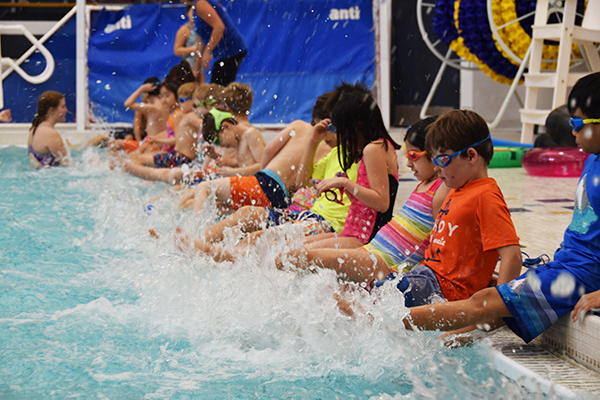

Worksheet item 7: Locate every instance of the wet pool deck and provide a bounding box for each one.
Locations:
[389,127,600,397]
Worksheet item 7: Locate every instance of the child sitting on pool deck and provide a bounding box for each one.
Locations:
[109,77,170,154]
[127,82,200,169]
[123,83,222,185]
[336,109,522,309]
[391,72,600,343]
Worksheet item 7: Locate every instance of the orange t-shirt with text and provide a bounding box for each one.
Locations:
[422,178,520,301]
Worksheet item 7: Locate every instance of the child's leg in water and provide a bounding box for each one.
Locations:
[192,178,231,215]
[304,233,363,250]
[177,187,197,209]
[403,287,511,331]
[129,152,156,167]
[175,227,238,262]
[203,206,269,243]
[124,161,183,184]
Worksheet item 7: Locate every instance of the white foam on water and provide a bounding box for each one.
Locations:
[0,147,541,398]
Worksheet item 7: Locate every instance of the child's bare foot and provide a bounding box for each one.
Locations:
[196,237,238,263]
[174,226,194,253]
[149,228,159,239]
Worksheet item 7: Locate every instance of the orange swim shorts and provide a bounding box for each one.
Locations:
[229,175,271,209]
[123,139,140,153]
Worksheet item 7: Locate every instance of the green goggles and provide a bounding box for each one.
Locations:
[194,96,217,109]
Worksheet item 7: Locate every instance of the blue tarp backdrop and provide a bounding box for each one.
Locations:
[89,0,375,124]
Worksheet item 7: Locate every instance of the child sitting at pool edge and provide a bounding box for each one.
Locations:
[338,109,522,309]
[379,72,600,343]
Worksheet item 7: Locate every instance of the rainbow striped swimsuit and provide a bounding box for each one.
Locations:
[364,178,443,273]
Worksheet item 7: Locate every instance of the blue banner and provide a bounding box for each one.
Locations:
[88,0,375,124]
[88,4,183,123]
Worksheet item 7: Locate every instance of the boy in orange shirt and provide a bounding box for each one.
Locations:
[362,109,522,307]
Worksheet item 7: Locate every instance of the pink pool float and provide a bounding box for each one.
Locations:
[521,147,589,177]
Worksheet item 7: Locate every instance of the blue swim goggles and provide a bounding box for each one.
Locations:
[569,117,600,132]
[432,134,491,168]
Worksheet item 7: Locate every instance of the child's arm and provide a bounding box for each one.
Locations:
[317,142,391,212]
[148,136,177,147]
[431,183,451,217]
[124,83,157,113]
[133,110,145,142]
[495,245,522,285]
[295,120,330,189]
[218,129,264,176]
[572,290,600,322]
[260,123,295,169]
[217,163,261,177]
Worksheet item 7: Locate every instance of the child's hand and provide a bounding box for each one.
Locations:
[202,144,221,160]
[0,109,12,122]
[174,226,197,255]
[311,118,332,143]
[140,83,158,93]
[572,290,600,322]
[215,155,238,167]
[215,166,232,176]
[315,176,347,196]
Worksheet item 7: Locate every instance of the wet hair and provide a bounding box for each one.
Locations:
[201,110,237,144]
[194,83,224,104]
[545,105,576,146]
[328,82,400,172]
[165,60,195,89]
[568,71,600,118]
[177,82,197,98]
[160,81,179,99]
[222,82,253,115]
[31,90,64,133]
[144,76,161,97]
[404,115,439,154]
[311,91,332,125]
[425,109,493,165]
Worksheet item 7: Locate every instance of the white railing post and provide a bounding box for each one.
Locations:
[76,0,86,132]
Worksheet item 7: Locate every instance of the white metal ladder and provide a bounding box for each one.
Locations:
[519,0,600,144]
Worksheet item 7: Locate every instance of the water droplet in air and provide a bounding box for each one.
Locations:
[550,272,576,298]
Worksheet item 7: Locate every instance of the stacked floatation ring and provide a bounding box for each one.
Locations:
[488,138,532,168]
[432,0,587,84]
[489,147,529,168]
[522,147,589,177]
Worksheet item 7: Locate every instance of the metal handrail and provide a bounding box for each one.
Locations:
[0,6,76,109]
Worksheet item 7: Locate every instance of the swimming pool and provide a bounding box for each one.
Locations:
[0,146,542,399]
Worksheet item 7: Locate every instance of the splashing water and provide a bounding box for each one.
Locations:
[0,146,542,398]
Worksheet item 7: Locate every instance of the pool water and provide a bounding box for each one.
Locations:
[0,146,543,399]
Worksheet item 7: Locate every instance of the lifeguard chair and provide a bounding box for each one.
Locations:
[520,0,600,143]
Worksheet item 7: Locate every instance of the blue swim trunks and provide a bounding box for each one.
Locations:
[265,208,334,236]
[154,152,193,169]
[254,169,290,209]
[372,264,444,307]
[497,263,586,343]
